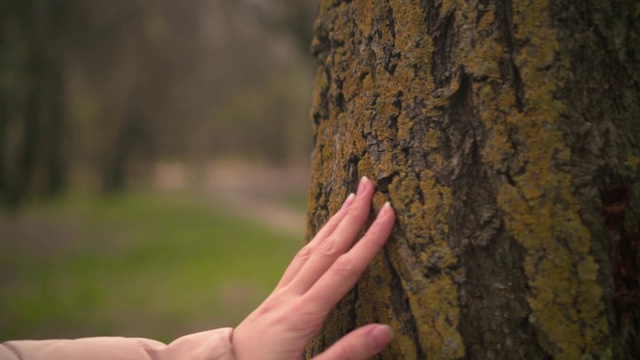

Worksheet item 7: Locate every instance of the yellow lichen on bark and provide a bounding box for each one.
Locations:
[465,9,504,79]
[388,0,435,101]
[352,0,373,36]
[350,1,467,356]
[462,0,610,357]
[311,67,329,113]
[409,272,464,359]
[629,155,640,172]
[386,169,464,359]
[356,254,413,352]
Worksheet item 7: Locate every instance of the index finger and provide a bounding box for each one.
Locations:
[286,177,375,294]
[303,201,395,311]
[277,193,355,288]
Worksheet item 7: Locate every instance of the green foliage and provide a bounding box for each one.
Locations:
[0,192,300,343]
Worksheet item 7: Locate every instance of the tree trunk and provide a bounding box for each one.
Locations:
[8,39,44,207]
[0,0,69,206]
[305,0,639,359]
[43,63,67,196]
[101,108,142,193]
[0,4,8,201]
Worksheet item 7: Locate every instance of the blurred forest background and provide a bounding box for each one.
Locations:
[0,0,317,342]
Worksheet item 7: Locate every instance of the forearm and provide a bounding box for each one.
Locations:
[0,328,234,360]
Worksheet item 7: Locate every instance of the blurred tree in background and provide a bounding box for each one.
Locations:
[0,0,68,205]
[0,0,317,206]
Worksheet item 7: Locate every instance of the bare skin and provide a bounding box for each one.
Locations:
[232,177,396,359]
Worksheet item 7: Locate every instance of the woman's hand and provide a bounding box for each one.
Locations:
[232,176,395,360]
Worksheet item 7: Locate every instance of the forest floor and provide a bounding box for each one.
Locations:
[0,162,310,343]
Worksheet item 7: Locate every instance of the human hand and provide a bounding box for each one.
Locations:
[231,176,395,360]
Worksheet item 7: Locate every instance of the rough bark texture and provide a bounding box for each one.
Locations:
[304,0,640,359]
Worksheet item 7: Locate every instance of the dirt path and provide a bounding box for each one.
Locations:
[154,161,310,239]
[211,192,307,239]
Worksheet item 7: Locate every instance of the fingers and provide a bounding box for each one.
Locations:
[309,193,357,246]
[304,202,394,308]
[312,324,393,360]
[287,177,376,294]
[277,193,355,288]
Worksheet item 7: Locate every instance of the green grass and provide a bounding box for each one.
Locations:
[280,191,309,212]
[0,192,300,343]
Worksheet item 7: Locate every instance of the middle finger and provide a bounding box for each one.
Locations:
[286,177,375,294]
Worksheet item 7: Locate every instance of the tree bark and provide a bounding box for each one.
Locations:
[305,0,639,359]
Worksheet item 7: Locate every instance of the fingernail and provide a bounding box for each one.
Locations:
[377,202,392,219]
[342,193,356,209]
[368,325,393,351]
[357,176,369,195]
